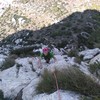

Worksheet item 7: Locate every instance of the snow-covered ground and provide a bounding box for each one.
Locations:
[0,48,100,100]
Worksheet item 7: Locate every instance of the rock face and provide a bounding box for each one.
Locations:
[14,88,23,100]
[79,48,100,60]
[0,9,100,53]
[89,54,100,64]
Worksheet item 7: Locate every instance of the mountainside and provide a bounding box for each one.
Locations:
[0,0,100,40]
[0,1,100,100]
[0,9,100,55]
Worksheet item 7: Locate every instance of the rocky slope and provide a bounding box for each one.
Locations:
[0,1,100,99]
[0,47,100,100]
[0,9,100,56]
[0,0,100,40]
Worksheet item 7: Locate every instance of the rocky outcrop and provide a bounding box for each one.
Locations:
[14,88,23,100]
[89,53,100,64]
[79,48,100,60]
[0,90,4,99]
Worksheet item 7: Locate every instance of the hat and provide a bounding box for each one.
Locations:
[43,47,49,53]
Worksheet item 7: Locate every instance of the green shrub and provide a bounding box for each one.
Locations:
[36,67,100,98]
[89,62,100,79]
[67,50,78,57]
[0,90,4,100]
[3,98,12,100]
[80,95,100,100]
[1,57,15,71]
[74,55,83,64]
[36,69,56,94]
[88,27,100,48]
[94,43,100,48]
[80,95,92,100]
[51,29,63,37]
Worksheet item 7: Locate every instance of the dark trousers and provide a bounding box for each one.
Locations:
[44,58,50,63]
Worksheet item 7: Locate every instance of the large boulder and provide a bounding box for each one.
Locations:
[89,53,100,64]
[79,48,100,60]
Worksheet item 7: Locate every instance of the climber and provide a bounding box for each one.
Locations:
[38,47,57,68]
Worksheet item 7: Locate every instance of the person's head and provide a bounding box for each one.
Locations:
[43,47,49,55]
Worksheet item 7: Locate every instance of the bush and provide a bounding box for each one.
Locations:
[80,95,100,100]
[36,67,100,98]
[67,50,78,57]
[36,69,56,94]
[74,55,83,64]
[80,95,92,100]
[0,90,4,100]
[89,62,100,79]
[88,27,100,48]
[1,56,15,71]
[94,43,100,48]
